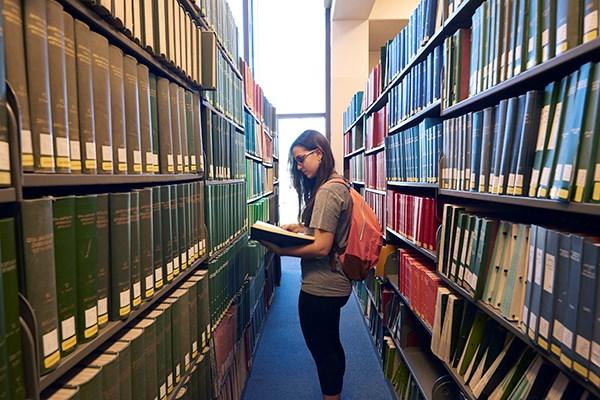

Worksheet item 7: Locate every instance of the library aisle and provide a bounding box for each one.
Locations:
[242,257,395,400]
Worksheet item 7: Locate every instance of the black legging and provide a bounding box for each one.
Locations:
[298,290,350,396]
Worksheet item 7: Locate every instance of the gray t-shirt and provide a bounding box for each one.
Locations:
[301,179,352,297]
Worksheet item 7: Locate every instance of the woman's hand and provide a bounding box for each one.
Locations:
[280,223,304,233]
[259,241,284,256]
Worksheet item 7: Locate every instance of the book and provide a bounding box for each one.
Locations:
[109,193,131,320]
[90,31,113,174]
[96,194,110,328]
[108,45,127,174]
[250,221,314,247]
[124,55,141,174]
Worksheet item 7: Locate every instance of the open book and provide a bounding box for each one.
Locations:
[250,221,314,247]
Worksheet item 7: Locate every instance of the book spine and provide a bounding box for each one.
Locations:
[52,196,78,355]
[138,188,154,300]
[96,194,110,328]
[20,198,60,373]
[143,322,158,400]
[109,193,131,320]
[75,195,99,342]
[157,78,174,173]
[177,184,187,271]
[46,0,70,173]
[130,191,142,309]
[170,185,180,277]
[0,219,25,398]
[124,55,141,174]
[161,185,174,282]
[90,32,113,174]
[152,187,163,289]
[62,13,80,173]
[550,232,571,357]
[149,74,160,173]
[185,91,197,173]
[169,82,182,173]
[109,45,128,174]
[137,63,153,174]
[178,86,189,173]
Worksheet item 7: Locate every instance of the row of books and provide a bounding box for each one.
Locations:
[201,0,239,63]
[348,153,365,183]
[343,91,364,132]
[247,198,269,228]
[439,203,600,384]
[450,0,599,105]
[365,106,387,151]
[20,182,206,375]
[2,0,209,177]
[205,181,246,256]
[431,298,593,398]
[387,193,438,252]
[385,119,442,183]
[246,160,273,200]
[343,124,364,155]
[398,249,441,331]
[380,0,447,88]
[240,60,277,134]
[201,47,244,126]
[365,190,386,234]
[382,337,426,400]
[365,152,386,191]
[388,46,442,128]
[440,62,600,203]
[442,28,471,107]
[42,270,212,400]
[363,63,383,111]
[203,108,245,181]
[244,111,273,162]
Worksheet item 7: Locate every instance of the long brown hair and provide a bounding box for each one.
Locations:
[289,130,337,224]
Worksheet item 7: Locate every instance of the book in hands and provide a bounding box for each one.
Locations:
[250,221,314,247]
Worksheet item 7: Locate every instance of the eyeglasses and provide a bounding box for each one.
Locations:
[294,149,317,164]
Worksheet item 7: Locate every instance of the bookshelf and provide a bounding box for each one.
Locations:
[388,100,442,135]
[201,99,245,132]
[386,227,437,263]
[365,144,385,156]
[387,181,439,190]
[22,173,205,188]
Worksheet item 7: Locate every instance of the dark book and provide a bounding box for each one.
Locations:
[63,12,81,173]
[25,0,55,172]
[151,187,163,290]
[177,184,187,271]
[20,198,60,373]
[46,0,70,173]
[531,227,549,345]
[180,281,199,358]
[577,64,600,203]
[96,194,109,328]
[555,0,581,55]
[170,185,180,277]
[155,0,168,59]
[0,219,25,398]
[185,91,196,173]
[137,188,154,300]
[109,193,131,320]
[60,366,102,398]
[117,329,145,400]
[161,185,174,283]
[154,302,174,393]
[109,45,127,174]
[74,20,97,174]
[529,83,558,197]
[541,0,557,62]
[102,341,132,400]
[149,74,159,173]
[169,83,182,173]
[201,31,216,90]
[124,55,141,174]
[137,64,153,174]
[130,191,141,309]
[134,318,158,400]
[157,78,174,173]
[52,196,78,355]
[3,0,33,171]
[75,195,98,343]
[250,221,314,247]
[495,96,520,194]
[90,32,113,174]
[141,0,154,52]
[145,309,167,399]
[163,297,182,383]
[86,353,119,400]
[478,107,495,192]
[550,232,572,358]
[178,86,189,173]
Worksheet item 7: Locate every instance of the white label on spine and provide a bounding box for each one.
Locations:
[145,274,154,291]
[98,297,108,316]
[167,374,173,388]
[576,335,591,358]
[181,252,187,265]
[61,316,76,339]
[177,155,183,166]
[539,317,549,337]
[562,164,572,181]
[102,145,113,161]
[173,258,179,270]
[557,24,567,44]
[577,170,587,186]
[555,165,564,182]
[176,364,180,377]
[56,137,69,157]
[70,140,81,160]
[192,342,198,353]
[0,142,9,169]
[118,148,127,163]
[146,151,153,165]
[120,289,130,307]
[529,314,537,334]
[85,306,98,328]
[86,142,96,160]
[585,12,598,34]
[168,154,174,166]
[133,281,141,299]
[167,261,173,275]
[160,385,166,399]
[134,150,142,165]
[155,267,163,282]
[542,254,555,291]
[43,329,59,356]
[191,155,196,165]
[21,130,33,153]
[40,133,53,155]
[592,342,600,368]
[563,327,573,347]
[554,320,565,343]
[542,30,549,47]
[185,353,190,366]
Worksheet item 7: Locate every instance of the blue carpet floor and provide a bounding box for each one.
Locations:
[242,257,395,400]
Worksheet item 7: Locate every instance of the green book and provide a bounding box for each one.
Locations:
[174,289,192,372]
[102,340,132,400]
[137,188,154,301]
[537,75,571,198]
[90,31,113,174]
[149,74,160,173]
[46,0,70,174]
[96,194,109,328]
[495,96,520,194]
[151,187,163,289]
[0,247,10,400]
[177,184,187,271]
[146,309,167,400]
[108,45,127,174]
[157,78,174,174]
[0,219,25,399]
[61,367,102,398]
[124,55,141,174]
[20,198,60,373]
[74,20,97,174]
[192,93,204,175]
[153,302,174,394]
[170,185,180,277]
[109,193,131,320]
[555,0,581,55]
[118,328,145,400]
[25,0,55,172]
[134,318,158,400]
[62,12,80,173]
[75,195,98,342]
[583,67,600,202]
[180,281,199,358]
[86,353,119,400]
[160,185,173,283]
[130,191,142,309]
[185,91,196,173]
[169,83,182,174]
[137,64,153,174]
[551,64,591,201]
[163,297,182,383]
[3,0,33,171]
[458,312,488,377]
[53,196,78,355]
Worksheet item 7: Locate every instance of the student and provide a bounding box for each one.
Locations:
[260,129,352,400]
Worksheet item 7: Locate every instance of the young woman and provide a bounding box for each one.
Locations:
[260,130,352,400]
